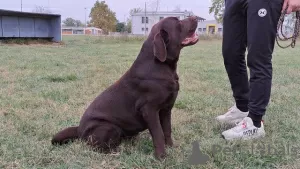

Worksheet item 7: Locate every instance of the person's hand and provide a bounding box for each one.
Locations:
[282,0,300,14]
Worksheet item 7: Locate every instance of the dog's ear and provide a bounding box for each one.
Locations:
[153,29,168,62]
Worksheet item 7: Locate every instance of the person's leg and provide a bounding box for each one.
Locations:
[246,0,283,128]
[216,0,249,125]
[222,0,283,140]
[223,0,249,111]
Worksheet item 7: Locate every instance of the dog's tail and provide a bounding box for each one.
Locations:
[51,126,79,145]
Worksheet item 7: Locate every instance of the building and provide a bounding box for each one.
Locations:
[0,9,61,42]
[62,27,103,36]
[197,20,223,35]
[131,11,206,35]
[131,10,223,36]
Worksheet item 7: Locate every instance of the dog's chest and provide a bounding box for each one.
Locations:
[161,90,178,111]
[164,81,179,104]
[165,74,179,92]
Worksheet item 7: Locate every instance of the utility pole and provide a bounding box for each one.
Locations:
[47,0,50,13]
[144,2,146,36]
[155,0,159,12]
[84,7,87,35]
[124,14,126,32]
[21,0,23,12]
[85,8,87,27]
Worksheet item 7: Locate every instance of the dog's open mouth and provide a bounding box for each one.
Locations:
[182,32,199,46]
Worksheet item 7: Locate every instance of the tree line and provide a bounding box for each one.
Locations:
[61,1,143,34]
[33,0,296,35]
[33,0,226,35]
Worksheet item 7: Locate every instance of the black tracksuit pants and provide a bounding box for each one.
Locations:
[222,0,283,122]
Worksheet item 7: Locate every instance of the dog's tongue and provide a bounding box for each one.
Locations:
[182,33,198,45]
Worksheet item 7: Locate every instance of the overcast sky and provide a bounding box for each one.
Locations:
[1,0,215,22]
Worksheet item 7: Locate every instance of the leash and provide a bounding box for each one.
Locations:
[276,6,300,48]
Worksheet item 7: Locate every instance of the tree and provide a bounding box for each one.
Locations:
[75,20,84,27]
[89,1,117,34]
[130,8,143,16]
[209,0,225,23]
[173,5,181,12]
[87,21,92,27]
[126,19,132,33]
[116,22,125,32]
[32,6,52,14]
[127,8,143,34]
[154,0,160,12]
[208,0,296,27]
[62,18,84,27]
[63,18,77,27]
[146,0,161,12]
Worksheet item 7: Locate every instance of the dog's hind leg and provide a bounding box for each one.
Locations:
[85,124,122,153]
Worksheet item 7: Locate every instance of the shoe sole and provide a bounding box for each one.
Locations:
[222,133,266,141]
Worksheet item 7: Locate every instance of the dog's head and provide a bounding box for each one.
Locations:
[150,16,199,62]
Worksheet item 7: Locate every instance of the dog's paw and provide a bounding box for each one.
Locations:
[166,138,180,148]
[165,138,174,147]
[154,151,167,160]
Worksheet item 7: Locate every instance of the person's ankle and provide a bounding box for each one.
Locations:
[247,113,263,128]
[235,100,249,112]
[236,105,248,112]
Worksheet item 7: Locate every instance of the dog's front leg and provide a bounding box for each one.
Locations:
[160,92,178,148]
[141,105,166,160]
[160,110,173,147]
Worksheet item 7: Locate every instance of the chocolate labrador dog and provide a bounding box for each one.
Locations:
[51,16,199,159]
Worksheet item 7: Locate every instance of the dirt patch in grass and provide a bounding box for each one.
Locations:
[43,74,78,83]
[0,108,8,116]
[0,67,9,78]
[0,38,64,46]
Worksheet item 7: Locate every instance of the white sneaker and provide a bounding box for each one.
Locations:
[222,117,265,141]
[216,104,248,125]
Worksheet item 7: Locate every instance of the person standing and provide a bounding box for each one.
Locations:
[216,0,300,140]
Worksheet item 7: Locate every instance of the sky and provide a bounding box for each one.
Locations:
[1,0,215,22]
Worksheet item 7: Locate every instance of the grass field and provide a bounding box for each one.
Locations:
[1,35,300,169]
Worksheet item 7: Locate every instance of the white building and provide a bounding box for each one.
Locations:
[131,11,223,36]
[131,11,205,35]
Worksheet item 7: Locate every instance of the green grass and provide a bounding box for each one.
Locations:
[1,35,300,168]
